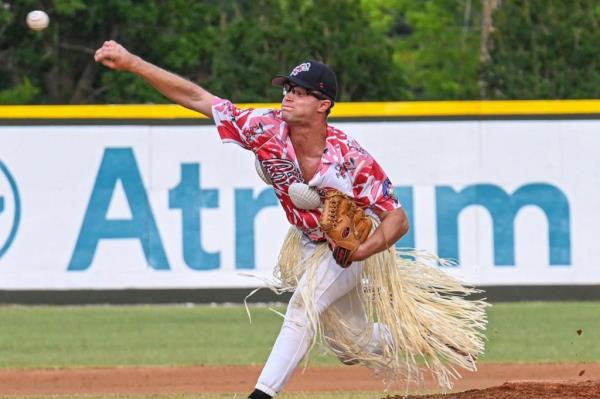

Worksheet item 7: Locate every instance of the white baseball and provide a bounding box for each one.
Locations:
[26,10,49,31]
[288,183,321,210]
[254,157,272,185]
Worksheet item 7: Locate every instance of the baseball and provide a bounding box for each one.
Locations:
[26,10,49,31]
[254,157,273,185]
[288,182,321,210]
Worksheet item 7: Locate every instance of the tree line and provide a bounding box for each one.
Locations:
[0,0,597,104]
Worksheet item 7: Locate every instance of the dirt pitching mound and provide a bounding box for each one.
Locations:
[0,364,597,396]
[393,380,600,399]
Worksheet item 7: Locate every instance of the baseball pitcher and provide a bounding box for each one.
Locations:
[95,40,488,399]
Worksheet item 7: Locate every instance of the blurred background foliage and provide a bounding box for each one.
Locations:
[0,0,597,104]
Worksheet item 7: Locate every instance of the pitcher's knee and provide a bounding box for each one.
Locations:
[283,298,308,330]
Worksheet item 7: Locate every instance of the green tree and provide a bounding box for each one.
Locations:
[483,0,600,99]
[206,0,407,102]
[0,0,405,104]
[371,0,482,100]
[0,0,219,104]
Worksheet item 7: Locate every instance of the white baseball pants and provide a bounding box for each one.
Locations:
[254,240,388,397]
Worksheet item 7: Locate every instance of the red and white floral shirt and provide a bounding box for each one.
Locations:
[212,97,400,241]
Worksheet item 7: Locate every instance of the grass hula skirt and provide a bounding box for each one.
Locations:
[273,225,489,390]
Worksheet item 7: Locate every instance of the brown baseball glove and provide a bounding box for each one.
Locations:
[319,190,372,268]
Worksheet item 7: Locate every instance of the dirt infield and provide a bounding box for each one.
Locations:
[0,363,598,397]
[401,380,600,399]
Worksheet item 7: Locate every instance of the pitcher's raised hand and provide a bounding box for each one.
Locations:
[94,40,138,71]
[93,39,214,117]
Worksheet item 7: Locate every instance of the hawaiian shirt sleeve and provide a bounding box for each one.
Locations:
[352,147,400,213]
[211,97,256,150]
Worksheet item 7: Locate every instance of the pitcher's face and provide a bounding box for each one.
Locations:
[281,83,330,124]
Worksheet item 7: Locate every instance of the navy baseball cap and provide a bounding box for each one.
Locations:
[272,60,338,101]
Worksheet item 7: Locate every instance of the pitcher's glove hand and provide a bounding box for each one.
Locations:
[319,190,372,268]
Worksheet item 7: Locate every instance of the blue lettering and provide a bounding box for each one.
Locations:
[235,188,278,269]
[68,148,169,271]
[67,153,573,274]
[436,183,571,266]
[394,186,414,248]
[169,163,220,270]
[0,160,21,260]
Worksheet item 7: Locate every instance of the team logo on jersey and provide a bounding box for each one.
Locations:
[260,158,302,186]
[290,62,311,76]
[382,178,397,203]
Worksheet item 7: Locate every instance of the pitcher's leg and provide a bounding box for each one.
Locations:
[325,283,392,364]
[253,289,311,396]
[255,253,363,396]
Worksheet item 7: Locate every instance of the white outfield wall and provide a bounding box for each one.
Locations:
[0,116,597,290]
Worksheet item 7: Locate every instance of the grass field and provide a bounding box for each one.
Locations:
[0,302,599,399]
[0,302,598,368]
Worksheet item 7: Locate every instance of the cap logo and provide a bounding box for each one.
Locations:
[290,62,311,76]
